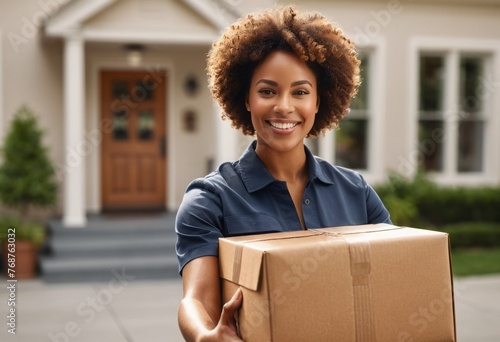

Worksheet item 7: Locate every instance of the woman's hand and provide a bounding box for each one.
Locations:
[178,256,243,342]
[201,288,243,341]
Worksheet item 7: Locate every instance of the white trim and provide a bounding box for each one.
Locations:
[364,40,387,184]
[87,54,177,213]
[214,101,240,166]
[181,0,240,31]
[45,0,118,37]
[408,36,500,185]
[63,35,86,228]
[80,28,216,45]
[491,52,500,185]
[406,38,419,180]
[443,51,459,177]
[45,0,227,40]
[318,38,387,184]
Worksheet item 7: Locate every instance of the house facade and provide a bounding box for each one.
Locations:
[1,0,499,228]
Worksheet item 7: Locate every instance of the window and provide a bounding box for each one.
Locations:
[335,53,370,170]
[418,52,489,174]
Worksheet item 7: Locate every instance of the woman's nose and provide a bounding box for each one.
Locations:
[274,95,294,114]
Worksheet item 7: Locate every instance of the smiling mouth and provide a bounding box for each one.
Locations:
[266,121,300,130]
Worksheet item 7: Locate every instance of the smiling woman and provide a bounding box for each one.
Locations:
[175,5,391,342]
[247,51,319,153]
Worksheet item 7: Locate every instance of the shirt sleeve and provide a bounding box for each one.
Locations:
[364,180,392,224]
[175,178,224,275]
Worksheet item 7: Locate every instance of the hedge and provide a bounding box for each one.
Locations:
[375,173,500,226]
[439,222,500,249]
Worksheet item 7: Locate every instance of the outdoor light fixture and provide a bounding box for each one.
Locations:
[125,44,145,67]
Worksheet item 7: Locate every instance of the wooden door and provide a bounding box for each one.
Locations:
[101,70,167,210]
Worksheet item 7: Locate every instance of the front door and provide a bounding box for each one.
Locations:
[101,70,167,210]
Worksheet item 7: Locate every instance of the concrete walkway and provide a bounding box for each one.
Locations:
[0,274,499,341]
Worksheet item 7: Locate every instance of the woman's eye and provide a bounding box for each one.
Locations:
[258,89,274,95]
[295,90,309,96]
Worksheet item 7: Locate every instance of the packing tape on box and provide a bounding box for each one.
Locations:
[232,244,243,284]
[346,237,376,342]
[310,230,376,341]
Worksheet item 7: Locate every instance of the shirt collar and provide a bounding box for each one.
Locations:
[236,141,334,193]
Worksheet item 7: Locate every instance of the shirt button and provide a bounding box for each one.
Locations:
[304,199,311,205]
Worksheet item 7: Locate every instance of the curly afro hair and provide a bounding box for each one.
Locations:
[207,5,360,137]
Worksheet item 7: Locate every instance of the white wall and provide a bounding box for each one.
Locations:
[0,1,66,215]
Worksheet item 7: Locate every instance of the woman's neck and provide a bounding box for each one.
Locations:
[255,142,308,184]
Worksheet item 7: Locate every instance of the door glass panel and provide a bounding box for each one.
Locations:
[112,110,129,140]
[138,110,155,140]
[112,80,128,99]
[134,80,154,101]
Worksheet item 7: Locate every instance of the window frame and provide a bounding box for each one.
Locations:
[316,40,387,184]
[409,37,500,186]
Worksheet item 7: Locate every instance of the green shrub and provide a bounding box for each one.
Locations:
[375,172,436,226]
[418,187,500,224]
[439,222,500,249]
[379,194,418,227]
[375,173,500,226]
[0,106,57,222]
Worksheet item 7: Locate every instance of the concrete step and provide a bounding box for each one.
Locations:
[49,234,176,257]
[40,212,180,283]
[40,254,178,278]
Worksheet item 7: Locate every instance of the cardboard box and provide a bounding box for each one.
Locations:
[219,224,456,341]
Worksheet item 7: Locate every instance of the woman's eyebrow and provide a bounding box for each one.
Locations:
[291,80,313,87]
[255,79,313,87]
[255,79,278,86]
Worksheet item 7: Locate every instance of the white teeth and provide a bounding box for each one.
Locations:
[269,122,298,129]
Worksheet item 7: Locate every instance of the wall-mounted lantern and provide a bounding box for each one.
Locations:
[183,110,197,132]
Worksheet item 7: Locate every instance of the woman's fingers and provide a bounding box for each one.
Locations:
[220,287,243,330]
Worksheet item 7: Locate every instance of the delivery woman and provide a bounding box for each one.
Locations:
[176,5,391,341]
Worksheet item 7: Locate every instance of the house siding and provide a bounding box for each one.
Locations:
[0,0,499,221]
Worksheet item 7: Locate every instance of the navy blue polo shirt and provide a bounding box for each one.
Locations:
[175,141,391,273]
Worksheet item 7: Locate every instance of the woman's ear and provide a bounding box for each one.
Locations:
[316,96,320,113]
[245,93,250,112]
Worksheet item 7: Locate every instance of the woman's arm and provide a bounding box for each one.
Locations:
[178,256,243,342]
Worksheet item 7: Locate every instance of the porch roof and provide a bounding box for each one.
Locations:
[44,0,241,45]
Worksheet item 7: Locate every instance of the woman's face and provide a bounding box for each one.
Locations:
[246,51,319,155]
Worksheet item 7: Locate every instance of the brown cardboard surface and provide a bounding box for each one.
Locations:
[219,224,456,342]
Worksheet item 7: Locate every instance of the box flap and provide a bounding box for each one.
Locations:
[219,238,264,291]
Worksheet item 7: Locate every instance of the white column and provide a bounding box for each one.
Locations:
[63,36,86,228]
[214,101,239,167]
[318,130,335,164]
